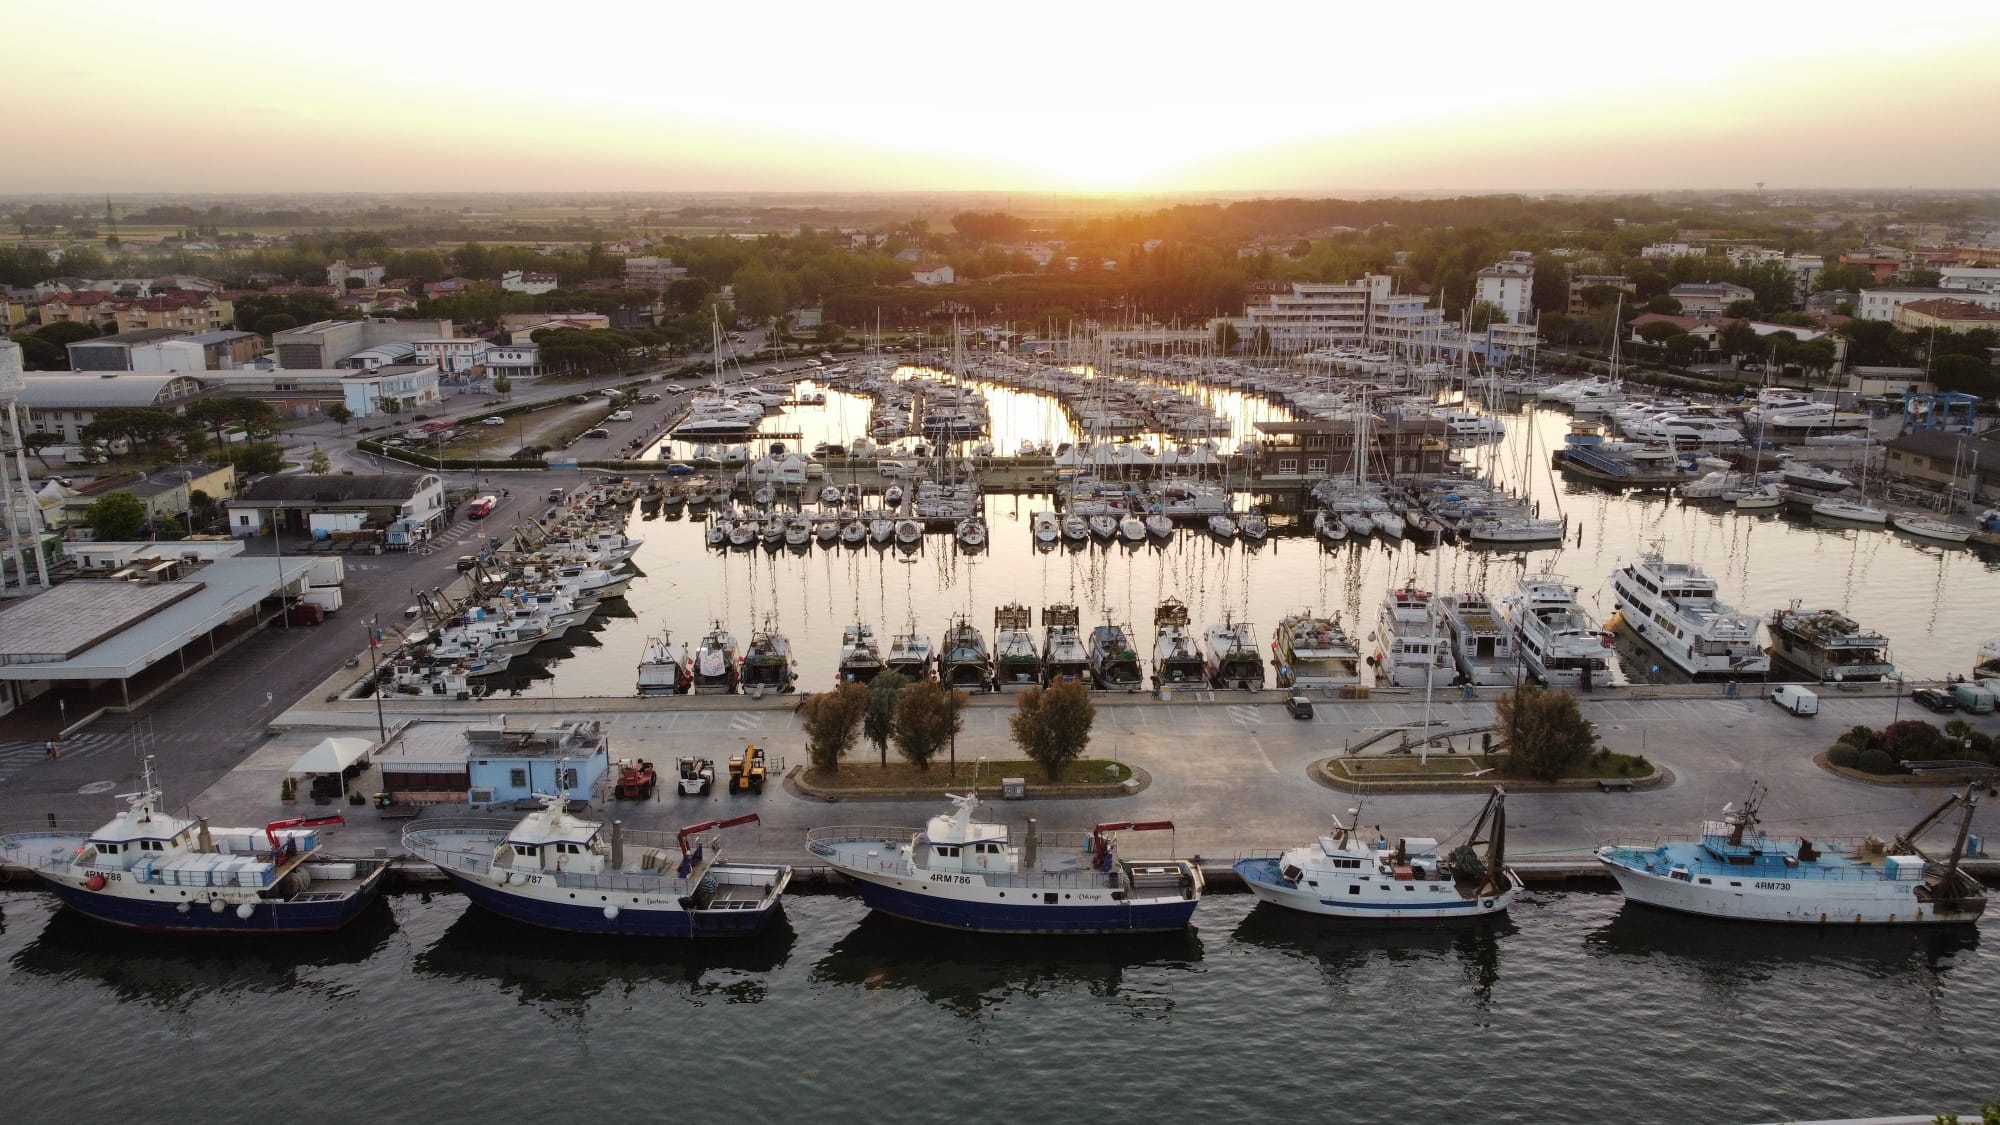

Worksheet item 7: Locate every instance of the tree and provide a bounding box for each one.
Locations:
[1724,299,1762,319]
[1213,321,1241,353]
[1663,333,1701,366]
[1495,684,1596,782]
[1718,320,1762,361]
[84,490,148,540]
[325,403,353,431]
[253,312,299,337]
[1643,294,1683,315]
[731,261,789,323]
[308,448,331,474]
[378,395,404,416]
[892,680,967,772]
[34,320,100,347]
[1931,354,1997,398]
[1636,321,1685,346]
[22,431,62,466]
[225,441,284,475]
[1467,300,1505,332]
[864,670,910,767]
[14,334,62,369]
[492,374,512,400]
[800,681,869,774]
[1008,679,1097,781]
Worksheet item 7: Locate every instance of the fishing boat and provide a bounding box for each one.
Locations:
[1088,621,1145,691]
[1031,510,1060,546]
[1375,581,1455,689]
[1236,787,1519,921]
[1765,604,1895,683]
[739,618,796,694]
[690,624,739,694]
[1271,610,1364,689]
[992,604,1043,691]
[807,792,1202,934]
[1499,575,1615,690]
[0,758,387,934]
[1203,613,1265,690]
[837,623,885,685]
[1595,782,1986,925]
[884,624,936,681]
[404,805,789,937]
[1439,591,1521,687]
[939,615,994,693]
[1891,514,1971,543]
[1609,550,1769,678]
[636,631,692,696]
[1151,598,1207,689]
[1043,604,1090,686]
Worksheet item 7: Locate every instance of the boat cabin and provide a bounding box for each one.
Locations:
[911,795,1017,876]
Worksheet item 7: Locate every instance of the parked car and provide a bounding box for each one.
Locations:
[663,463,695,475]
[481,416,506,426]
[662,384,686,394]
[636,393,661,404]
[1911,687,1957,713]
[582,427,610,439]
[570,394,591,403]
[1284,693,1315,720]
[455,555,479,572]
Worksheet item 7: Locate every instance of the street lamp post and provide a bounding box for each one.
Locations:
[366,615,387,744]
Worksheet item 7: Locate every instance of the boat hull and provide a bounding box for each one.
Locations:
[1596,850,1984,925]
[39,867,386,934]
[438,868,786,937]
[838,873,1199,934]
[1234,858,1516,920]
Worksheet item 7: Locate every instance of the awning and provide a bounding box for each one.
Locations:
[291,736,374,775]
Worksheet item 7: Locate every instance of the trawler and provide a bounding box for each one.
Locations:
[636,631,692,696]
[992,604,1043,691]
[939,615,994,693]
[1272,610,1364,689]
[1088,621,1145,691]
[1376,581,1455,689]
[1042,604,1089,686]
[1609,550,1769,678]
[885,622,936,681]
[1204,612,1265,690]
[1765,604,1896,683]
[739,617,796,694]
[1151,598,1208,689]
[690,623,739,694]
[1439,591,1522,687]
[1499,575,1615,690]
[837,623,886,685]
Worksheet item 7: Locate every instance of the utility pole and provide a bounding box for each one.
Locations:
[367,615,387,744]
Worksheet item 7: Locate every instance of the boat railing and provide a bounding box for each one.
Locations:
[1600,837,1913,881]
[805,825,921,860]
[0,829,90,870]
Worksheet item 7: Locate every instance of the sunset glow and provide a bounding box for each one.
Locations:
[11,0,2000,193]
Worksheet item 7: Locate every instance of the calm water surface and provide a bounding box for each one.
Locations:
[3,890,1992,1122]
[502,392,2000,696]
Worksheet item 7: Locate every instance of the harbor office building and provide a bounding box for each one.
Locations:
[371,719,612,807]
[1249,419,1451,483]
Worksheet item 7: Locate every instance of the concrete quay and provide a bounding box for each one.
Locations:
[4,684,1994,892]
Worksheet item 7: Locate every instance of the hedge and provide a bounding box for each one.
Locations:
[1856,748,1899,775]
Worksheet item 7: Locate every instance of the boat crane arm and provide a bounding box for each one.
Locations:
[679,813,761,855]
[1093,821,1175,835]
[1892,786,1976,859]
[265,815,344,849]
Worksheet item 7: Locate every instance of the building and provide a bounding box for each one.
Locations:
[1567,274,1634,315]
[1938,267,2000,294]
[911,264,956,286]
[340,364,441,418]
[55,463,236,534]
[1784,254,1826,300]
[65,328,202,373]
[326,259,386,289]
[373,718,611,807]
[36,291,120,332]
[269,318,454,369]
[500,269,560,295]
[1838,251,1905,282]
[1892,298,2000,334]
[182,329,266,370]
[227,471,445,537]
[0,294,28,335]
[152,274,223,294]
[1856,287,2000,323]
[1239,275,1441,354]
[1249,419,1450,482]
[19,373,209,442]
[410,338,490,376]
[1668,282,1754,316]
[1473,253,1534,325]
[622,256,686,290]
[1881,429,2000,508]
[501,312,608,335]
[112,294,233,334]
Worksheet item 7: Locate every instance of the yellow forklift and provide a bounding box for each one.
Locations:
[727,743,767,795]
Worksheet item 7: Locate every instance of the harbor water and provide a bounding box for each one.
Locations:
[497,389,2000,697]
[3,889,1993,1122]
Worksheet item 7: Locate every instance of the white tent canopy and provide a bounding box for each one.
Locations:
[291,736,374,775]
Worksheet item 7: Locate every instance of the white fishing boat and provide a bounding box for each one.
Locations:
[1272,610,1364,689]
[884,624,936,682]
[636,631,692,696]
[1891,514,1971,543]
[1151,598,1207,689]
[1088,621,1145,691]
[992,604,1043,690]
[1043,604,1089,686]
[837,623,886,685]
[940,615,994,693]
[1376,581,1454,689]
[1609,550,1768,678]
[1237,788,1519,921]
[739,618,796,694]
[1203,613,1264,690]
[1499,575,1614,690]
[1596,783,1986,926]
[690,624,739,694]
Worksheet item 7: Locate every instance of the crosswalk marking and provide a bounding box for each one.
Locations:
[0,735,123,783]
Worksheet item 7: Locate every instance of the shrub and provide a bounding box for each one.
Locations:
[1880,720,1948,762]
[1828,744,1862,770]
[1856,748,1899,775]
[1843,724,1879,751]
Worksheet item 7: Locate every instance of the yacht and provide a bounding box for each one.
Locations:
[1597,783,1985,926]
[1271,611,1364,689]
[1891,515,1971,544]
[1499,575,1615,690]
[939,616,994,693]
[1376,581,1455,690]
[1087,621,1145,691]
[690,623,739,694]
[1812,496,1888,525]
[839,518,867,546]
[1237,510,1269,543]
[869,516,895,545]
[885,625,936,682]
[1609,551,1769,678]
[1439,591,1521,687]
[837,623,886,685]
[1088,513,1119,541]
[1042,604,1090,686]
[636,631,692,696]
[1236,788,1519,921]
[1144,513,1175,540]
[1765,604,1895,683]
[1151,599,1208,689]
[1314,509,1348,544]
[992,604,1043,691]
[1203,613,1265,690]
[1207,514,1238,541]
[894,517,924,545]
[1062,514,1091,544]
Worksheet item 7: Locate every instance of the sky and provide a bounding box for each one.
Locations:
[12,0,2000,195]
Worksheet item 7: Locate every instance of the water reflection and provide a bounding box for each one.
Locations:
[412,902,796,1019]
[1230,901,1512,1008]
[9,898,397,1012]
[811,912,1203,1023]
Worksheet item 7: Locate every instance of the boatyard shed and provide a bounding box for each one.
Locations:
[373,719,611,807]
[1881,429,2000,507]
[228,472,445,537]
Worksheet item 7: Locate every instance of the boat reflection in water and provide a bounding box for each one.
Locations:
[810,911,1202,1019]
[1585,895,1980,980]
[1231,901,1512,1006]
[413,901,797,1010]
[8,896,396,1010]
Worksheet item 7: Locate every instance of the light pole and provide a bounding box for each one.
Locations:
[366,615,387,744]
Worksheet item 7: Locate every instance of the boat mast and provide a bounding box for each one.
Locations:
[1464,785,1507,896]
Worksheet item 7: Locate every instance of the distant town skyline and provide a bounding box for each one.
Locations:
[15,2,2000,195]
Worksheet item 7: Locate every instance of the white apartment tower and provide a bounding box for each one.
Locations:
[1474,252,1535,325]
[1240,275,1443,353]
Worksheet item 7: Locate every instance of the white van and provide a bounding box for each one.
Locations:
[1770,684,1819,717]
[877,458,914,477]
[608,410,634,422]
